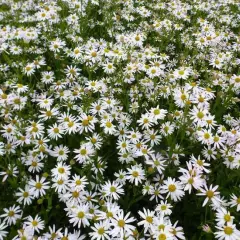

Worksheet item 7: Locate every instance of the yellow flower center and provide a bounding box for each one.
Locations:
[206,190,214,198]
[154,160,160,166]
[197,112,204,119]
[110,186,116,192]
[158,224,165,230]
[151,69,156,74]
[58,167,65,174]
[31,161,37,167]
[175,111,180,116]
[105,122,112,128]
[197,159,203,166]
[168,184,176,192]
[135,36,140,41]
[91,51,97,57]
[122,142,127,148]
[213,136,219,142]
[32,220,38,226]
[132,171,139,177]
[69,69,76,75]
[7,128,12,133]
[164,126,169,132]
[158,233,166,240]
[161,205,167,210]
[77,211,85,219]
[80,149,87,155]
[57,179,64,185]
[82,119,89,126]
[25,66,32,71]
[8,211,15,217]
[180,94,187,101]
[171,228,177,235]
[118,219,125,228]
[179,70,185,75]
[74,49,80,54]
[146,216,153,223]
[35,182,42,189]
[106,212,113,218]
[224,214,231,222]
[68,121,74,127]
[143,118,149,124]
[204,133,210,139]
[224,226,233,235]
[58,150,64,155]
[76,180,81,185]
[142,148,148,154]
[72,191,79,198]
[98,227,105,235]
[23,192,29,198]
[14,98,21,104]
[32,127,38,132]
[1,93,7,99]
[39,146,45,152]
[150,134,156,140]
[96,105,101,110]
[188,178,194,184]
[46,111,52,117]
[53,128,59,133]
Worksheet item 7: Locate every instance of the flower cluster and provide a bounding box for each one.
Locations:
[0,0,240,239]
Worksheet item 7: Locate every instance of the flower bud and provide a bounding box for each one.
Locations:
[202,224,212,233]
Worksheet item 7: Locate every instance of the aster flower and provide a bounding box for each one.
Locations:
[15,186,34,206]
[29,175,50,198]
[101,181,124,200]
[214,223,240,240]
[197,184,222,207]
[138,208,155,233]
[0,205,22,226]
[110,210,136,238]
[161,177,185,202]
[68,204,92,228]
[126,164,145,186]
[89,221,110,240]
[23,215,44,234]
